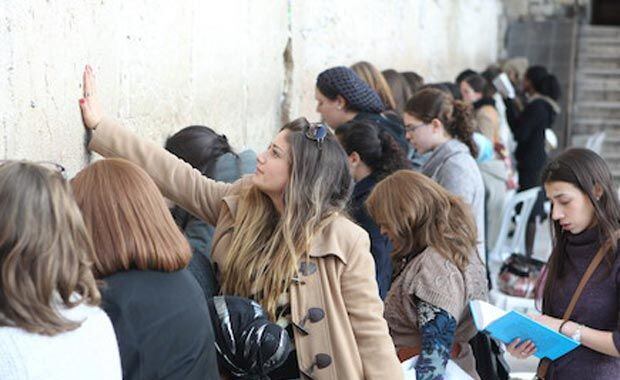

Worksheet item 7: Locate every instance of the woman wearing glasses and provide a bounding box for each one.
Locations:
[403,88,486,263]
[78,66,402,380]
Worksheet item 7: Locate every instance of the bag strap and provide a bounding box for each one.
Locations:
[561,236,612,320]
[536,230,620,379]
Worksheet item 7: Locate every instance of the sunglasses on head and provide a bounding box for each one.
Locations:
[304,123,328,150]
[0,160,67,178]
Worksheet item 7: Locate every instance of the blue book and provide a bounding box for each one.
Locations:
[469,300,580,361]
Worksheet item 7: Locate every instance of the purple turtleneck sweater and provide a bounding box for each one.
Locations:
[545,227,620,379]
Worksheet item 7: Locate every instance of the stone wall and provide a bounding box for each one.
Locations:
[2,0,501,174]
[501,0,588,21]
[497,0,587,58]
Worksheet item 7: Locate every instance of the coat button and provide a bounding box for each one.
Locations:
[307,353,332,375]
[299,261,317,276]
[293,307,325,335]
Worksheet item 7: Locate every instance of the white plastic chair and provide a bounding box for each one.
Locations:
[490,288,538,314]
[489,187,542,314]
[572,131,606,155]
[585,131,606,155]
[488,187,542,263]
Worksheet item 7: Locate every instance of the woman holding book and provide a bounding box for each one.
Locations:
[366,170,488,379]
[507,148,620,379]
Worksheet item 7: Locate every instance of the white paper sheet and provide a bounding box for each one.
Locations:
[401,356,473,380]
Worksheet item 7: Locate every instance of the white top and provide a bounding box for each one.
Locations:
[493,92,516,153]
[0,301,122,380]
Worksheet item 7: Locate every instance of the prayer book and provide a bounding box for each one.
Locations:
[469,300,579,360]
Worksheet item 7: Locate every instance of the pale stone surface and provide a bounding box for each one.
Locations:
[501,0,589,20]
[1,0,501,175]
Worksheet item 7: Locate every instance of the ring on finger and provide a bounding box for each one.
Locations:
[85,92,91,97]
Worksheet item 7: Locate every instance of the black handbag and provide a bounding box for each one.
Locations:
[469,332,510,380]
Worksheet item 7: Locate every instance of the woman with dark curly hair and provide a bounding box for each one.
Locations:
[336,121,411,299]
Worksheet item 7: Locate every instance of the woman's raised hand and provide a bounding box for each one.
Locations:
[79,65,104,129]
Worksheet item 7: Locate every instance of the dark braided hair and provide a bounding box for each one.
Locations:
[335,121,411,180]
[165,125,236,178]
[526,66,561,101]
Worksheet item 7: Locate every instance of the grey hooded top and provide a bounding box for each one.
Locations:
[421,139,486,262]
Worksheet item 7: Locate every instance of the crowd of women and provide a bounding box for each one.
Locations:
[0,59,619,380]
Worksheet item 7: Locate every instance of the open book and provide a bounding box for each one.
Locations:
[469,300,579,361]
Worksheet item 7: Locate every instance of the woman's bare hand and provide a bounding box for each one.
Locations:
[79,65,104,129]
[506,338,537,359]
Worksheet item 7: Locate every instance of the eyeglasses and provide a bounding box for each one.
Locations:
[0,160,67,178]
[404,123,428,133]
[304,123,328,150]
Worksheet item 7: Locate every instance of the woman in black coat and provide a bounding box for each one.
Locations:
[72,158,219,380]
[335,121,411,299]
[503,65,561,256]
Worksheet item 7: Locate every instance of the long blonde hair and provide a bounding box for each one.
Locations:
[221,118,353,319]
[366,170,476,270]
[0,161,100,335]
[351,61,397,111]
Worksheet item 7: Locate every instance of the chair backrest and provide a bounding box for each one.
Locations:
[585,131,606,155]
[571,134,590,148]
[489,187,541,262]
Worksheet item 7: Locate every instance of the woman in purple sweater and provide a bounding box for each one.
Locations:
[508,148,620,379]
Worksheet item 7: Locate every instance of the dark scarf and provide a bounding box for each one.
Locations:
[473,97,496,110]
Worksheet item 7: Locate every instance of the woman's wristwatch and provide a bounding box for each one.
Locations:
[571,323,583,343]
[559,321,583,343]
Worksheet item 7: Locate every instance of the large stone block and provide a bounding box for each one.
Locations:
[1,0,501,174]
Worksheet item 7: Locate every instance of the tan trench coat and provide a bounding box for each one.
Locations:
[89,118,403,380]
